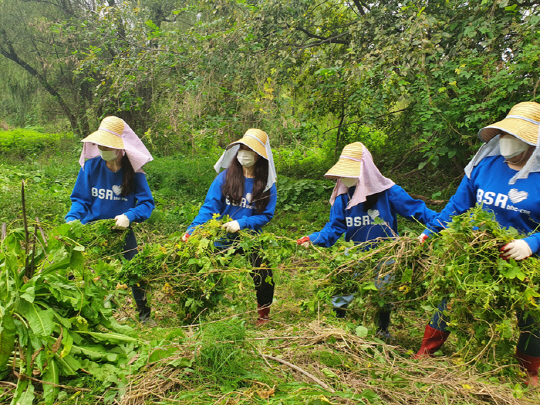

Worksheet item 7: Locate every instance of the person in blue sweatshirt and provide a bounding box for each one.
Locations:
[182,129,278,325]
[296,142,438,337]
[414,101,540,386]
[65,116,155,323]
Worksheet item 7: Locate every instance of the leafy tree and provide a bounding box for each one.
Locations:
[0,0,94,134]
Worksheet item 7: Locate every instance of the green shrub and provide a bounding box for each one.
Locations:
[0,128,75,157]
[274,144,334,179]
[145,154,220,201]
[276,176,334,212]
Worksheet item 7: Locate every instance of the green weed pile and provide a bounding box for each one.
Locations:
[329,206,540,364]
[121,216,257,323]
[0,220,146,405]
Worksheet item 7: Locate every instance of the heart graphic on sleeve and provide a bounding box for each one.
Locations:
[367,209,380,220]
[112,185,122,196]
[508,188,528,204]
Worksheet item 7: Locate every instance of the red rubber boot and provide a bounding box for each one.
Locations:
[256,305,270,326]
[516,350,540,387]
[413,324,450,359]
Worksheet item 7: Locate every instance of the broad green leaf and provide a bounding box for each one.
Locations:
[0,310,16,368]
[80,359,124,382]
[20,286,35,303]
[74,344,118,361]
[60,329,74,358]
[99,316,135,336]
[69,249,85,270]
[11,379,35,405]
[42,358,60,405]
[18,301,55,337]
[361,282,378,291]
[55,353,81,376]
[76,330,138,343]
[355,326,368,338]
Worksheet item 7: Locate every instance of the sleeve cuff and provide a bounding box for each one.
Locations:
[423,229,435,238]
[524,236,540,255]
[236,218,247,229]
[124,212,136,224]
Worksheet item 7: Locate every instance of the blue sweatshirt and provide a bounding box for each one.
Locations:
[426,155,540,254]
[186,170,277,236]
[308,184,438,248]
[65,157,155,224]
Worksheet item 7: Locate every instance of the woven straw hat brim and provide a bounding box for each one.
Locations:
[81,130,124,149]
[228,138,268,159]
[324,159,361,179]
[479,119,538,145]
[478,102,540,144]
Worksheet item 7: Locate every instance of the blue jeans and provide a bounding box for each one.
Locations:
[333,259,395,330]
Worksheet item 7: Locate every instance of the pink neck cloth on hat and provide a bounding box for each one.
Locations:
[329,147,395,209]
[79,120,153,173]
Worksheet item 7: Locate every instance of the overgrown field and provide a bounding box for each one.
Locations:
[1,147,539,404]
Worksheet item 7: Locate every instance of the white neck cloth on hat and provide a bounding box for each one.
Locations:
[214,133,277,192]
[79,121,153,173]
[465,122,540,184]
[329,147,395,209]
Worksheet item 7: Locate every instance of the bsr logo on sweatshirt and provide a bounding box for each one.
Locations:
[346,216,374,227]
[92,186,128,201]
[476,188,530,214]
[225,193,254,209]
[345,209,381,227]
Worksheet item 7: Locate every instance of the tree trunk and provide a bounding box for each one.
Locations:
[0,29,79,133]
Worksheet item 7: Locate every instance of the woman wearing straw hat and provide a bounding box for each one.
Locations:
[413,101,540,386]
[182,129,277,326]
[65,116,155,323]
[296,142,437,337]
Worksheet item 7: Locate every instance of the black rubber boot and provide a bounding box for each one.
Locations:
[132,284,151,323]
[376,307,393,340]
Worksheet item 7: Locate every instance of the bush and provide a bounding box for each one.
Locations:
[145,154,220,201]
[274,144,335,179]
[0,128,75,157]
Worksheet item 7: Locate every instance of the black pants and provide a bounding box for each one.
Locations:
[431,300,540,358]
[517,311,540,357]
[236,248,274,307]
[123,229,150,319]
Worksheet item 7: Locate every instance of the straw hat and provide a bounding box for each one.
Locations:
[324,142,364,179]
[81,116,125,149]
[228,129,268,159]
[478,102,540,145]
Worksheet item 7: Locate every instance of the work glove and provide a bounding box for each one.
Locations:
[500,240,532,261]
[222,220,240,233]
[114,214,130,230]
[297,236,310,248]
[181,233,190,242]
[418,233,428,243]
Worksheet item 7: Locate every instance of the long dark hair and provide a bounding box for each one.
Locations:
[120,154,135,196]
[222,152,271,214]
[364,191,382,211]
[348,186,382,211]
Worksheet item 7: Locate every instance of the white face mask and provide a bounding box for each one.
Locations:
[99,149,118,161]
[499,136,529,159]
[237,150,257,167]
[340,178,358,188]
